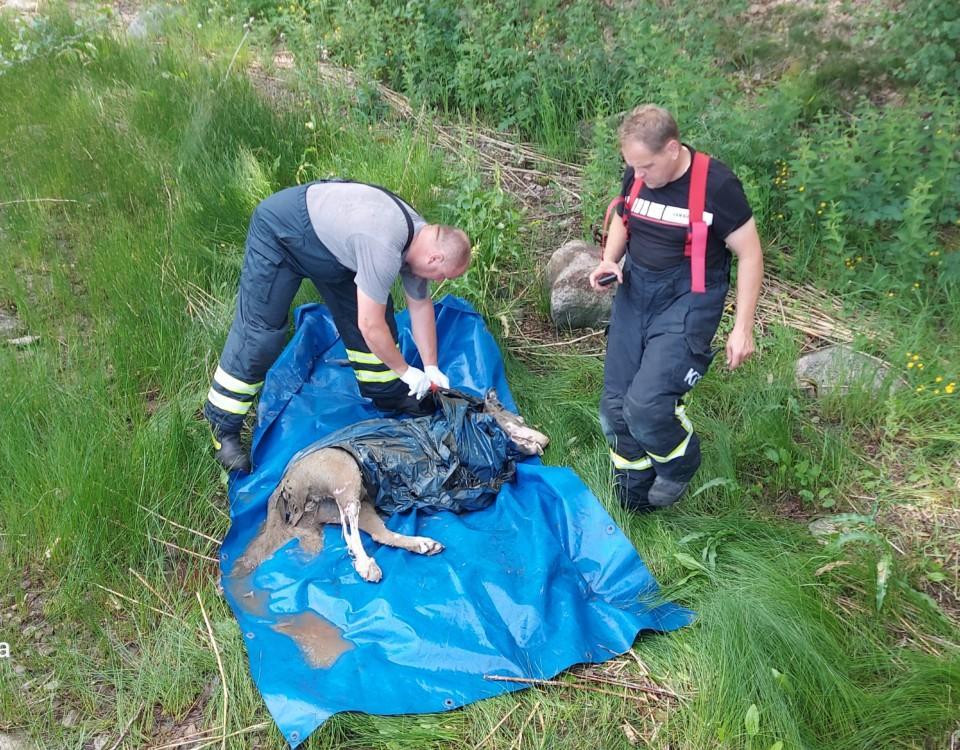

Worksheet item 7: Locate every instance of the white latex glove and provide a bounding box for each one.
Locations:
[399,365,432,399]
[424,365,450,391]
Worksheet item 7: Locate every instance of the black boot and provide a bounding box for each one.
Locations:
[614,468,656,513]
[648,476,688,507]
[210,427,251,473]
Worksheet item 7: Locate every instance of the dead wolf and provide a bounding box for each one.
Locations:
[237,389,549,583]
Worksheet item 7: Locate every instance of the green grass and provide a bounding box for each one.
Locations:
[0,3,958,749]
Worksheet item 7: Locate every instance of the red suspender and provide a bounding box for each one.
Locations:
[600,175,644,251]
[686,151,710,293]
[604,152,710,293]
[600,196,624,252]
[623,176,644,228]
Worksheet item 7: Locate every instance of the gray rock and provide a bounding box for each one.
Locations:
[0,733,35,750]
[126,5,179,39]
[546,241,615,330]
[795,344,904,398]
[6,335,39,348]
[545,240,594,288]
[1,0,38,12]
[0,310,20,338]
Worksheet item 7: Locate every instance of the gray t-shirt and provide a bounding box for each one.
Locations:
[305,182,429,304]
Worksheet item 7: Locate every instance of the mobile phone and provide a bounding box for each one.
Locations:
[597,272,618,287]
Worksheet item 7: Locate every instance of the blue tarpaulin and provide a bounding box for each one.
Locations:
[221,295,693,747]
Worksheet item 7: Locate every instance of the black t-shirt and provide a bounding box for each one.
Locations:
[616,146,753,271]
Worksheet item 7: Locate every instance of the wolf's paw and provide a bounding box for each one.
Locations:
[415,537,444,556]
[356,557,383,583]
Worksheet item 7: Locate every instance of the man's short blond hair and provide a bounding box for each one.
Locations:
[617,104,681,153]
[438,226,471,273]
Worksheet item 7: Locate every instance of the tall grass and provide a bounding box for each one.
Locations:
[0,4,957,749]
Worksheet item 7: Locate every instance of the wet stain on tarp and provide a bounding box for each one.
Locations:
[222,572,270,618]
[272,611,354,669]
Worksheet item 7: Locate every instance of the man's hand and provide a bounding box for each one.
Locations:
[424,365,450,390]
[725,327,755,370]
[400,365,432,399]
[588,260,623,291]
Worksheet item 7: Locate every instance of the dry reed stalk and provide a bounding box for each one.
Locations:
[196,592,229,750]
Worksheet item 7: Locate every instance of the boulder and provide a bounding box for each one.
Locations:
[1,0,38,12]
[0,309,20,338]
[546,241,616,330]
[795,344,905,398]
[0,733,34,750]
[126,5,180,39]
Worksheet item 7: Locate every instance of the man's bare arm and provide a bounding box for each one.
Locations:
[356,288,409,374]
[724,217,764,370]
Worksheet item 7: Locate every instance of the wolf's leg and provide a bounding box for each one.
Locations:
[358,502,444,555]
[336,486,382,583]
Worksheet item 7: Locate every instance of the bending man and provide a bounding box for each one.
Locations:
[589,105,763,511]
[204,179,471,473]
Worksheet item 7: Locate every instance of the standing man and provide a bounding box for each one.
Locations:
[589,105,763,511]
[204,179,471,473]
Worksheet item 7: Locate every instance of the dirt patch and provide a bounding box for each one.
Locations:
[271,611,353,669]
[232,503,327,578]
[880,499,960,623]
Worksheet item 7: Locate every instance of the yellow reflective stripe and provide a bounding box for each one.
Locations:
[354,369,400,383]
[213,366,262,396]
[345,348,385,365]
[609,449,652,471]
[206,388,254,415]
[648,404,694,463]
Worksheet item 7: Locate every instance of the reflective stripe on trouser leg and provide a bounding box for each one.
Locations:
[346,347,400,384]
[206,209,305,434]
[204,366,264,436]
[645,403,694,463]
[312,275,410,407]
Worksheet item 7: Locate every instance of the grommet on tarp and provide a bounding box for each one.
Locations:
[443,698,455,708]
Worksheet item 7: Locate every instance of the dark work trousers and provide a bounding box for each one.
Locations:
[204,184,415,435]
[599,256,729,510]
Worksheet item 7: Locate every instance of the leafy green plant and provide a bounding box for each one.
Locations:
[884,0,960,91]
[441,171,524,316]
[762,444,836,508]
[0,7,109,74]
